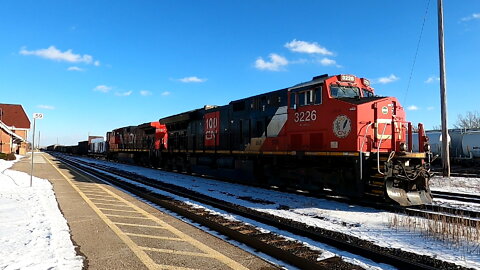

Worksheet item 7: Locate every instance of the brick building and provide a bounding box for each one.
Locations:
[0,104,30,155]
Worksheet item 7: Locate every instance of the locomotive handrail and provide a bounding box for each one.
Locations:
[376,120,390,176]
[359,122,374,180]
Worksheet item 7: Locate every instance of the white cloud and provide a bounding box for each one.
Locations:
[94,60,100,66]
[285,39,333,55]
[161,91,171,96]
[427,106,434,111]
[255,53,289,71]
[93,85,112,93]
[407,105,419,111]
[461,13,480,21]
[67,66,84,71]
[179,76,207,83]
[37,105,55,110]
[20,46,97,65]
[319,57,341,67]
[140,90,152,96]
[425,76,439,83]
[377,74,399,84]
[115,91,133,97]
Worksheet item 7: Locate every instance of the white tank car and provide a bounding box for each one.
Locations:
[412,131,450,156]
[462,131,480,158]
[413,130,480,159]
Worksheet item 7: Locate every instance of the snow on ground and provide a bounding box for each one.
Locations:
[71,155,480,269]
[0,155,83,270]
[431,175,480,195]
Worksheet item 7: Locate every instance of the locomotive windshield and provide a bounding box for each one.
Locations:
[330,85,360,98]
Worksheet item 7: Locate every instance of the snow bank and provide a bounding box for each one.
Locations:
[0,156,83,270]
[431,175,480,195]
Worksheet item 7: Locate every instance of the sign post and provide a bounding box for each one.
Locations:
[30,113,43,187]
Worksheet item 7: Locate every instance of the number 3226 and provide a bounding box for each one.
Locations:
[294,110,317,123]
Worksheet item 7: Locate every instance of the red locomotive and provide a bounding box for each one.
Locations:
[107,74,432,206]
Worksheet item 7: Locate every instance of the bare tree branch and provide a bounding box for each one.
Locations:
[453,111,480,129]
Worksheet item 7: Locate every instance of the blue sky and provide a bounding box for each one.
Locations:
[1,0,479,146]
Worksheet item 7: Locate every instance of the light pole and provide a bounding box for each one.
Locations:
[30,113,43,187]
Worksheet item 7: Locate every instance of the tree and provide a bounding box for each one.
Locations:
[453,111,480,129]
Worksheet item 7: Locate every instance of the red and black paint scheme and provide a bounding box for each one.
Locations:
[108,74,433,206]
[106,122,167,163]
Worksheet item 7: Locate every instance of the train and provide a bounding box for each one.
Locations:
[413,129,480,162]
[49,74,433,206]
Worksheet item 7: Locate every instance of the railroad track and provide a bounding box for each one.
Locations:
[432,190,480,204]
[50,153,470,270]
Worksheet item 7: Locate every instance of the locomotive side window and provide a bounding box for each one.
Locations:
[290,93,297,108]
[298,92,306,106]
[314,87,322,104]
[298,90,314,106]
[290,89,320,108]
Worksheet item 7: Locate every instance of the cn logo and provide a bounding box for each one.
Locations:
[204,111,220,146]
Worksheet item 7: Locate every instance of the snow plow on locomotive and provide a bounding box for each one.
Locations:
[107,74,433,206]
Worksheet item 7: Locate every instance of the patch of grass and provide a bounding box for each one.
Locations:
[388,213,480,255]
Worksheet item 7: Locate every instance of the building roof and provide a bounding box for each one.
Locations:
[0,104,30,129]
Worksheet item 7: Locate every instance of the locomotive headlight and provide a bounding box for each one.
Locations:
[399,142,407,152]
[362,78,370,86]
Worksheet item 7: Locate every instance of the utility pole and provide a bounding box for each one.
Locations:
[30,113,43,187]
[437,0,450,177]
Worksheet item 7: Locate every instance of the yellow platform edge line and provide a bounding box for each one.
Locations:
[114,222,164,229]
[43,154,159,270]
[125,232,185,242]
[104,214,151,219]
[97,207,139,213]
[140,246,214,258]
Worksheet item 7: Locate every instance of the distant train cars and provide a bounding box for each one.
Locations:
[46,136,106,156]
[48,74,435,206]
[413,129,480,162]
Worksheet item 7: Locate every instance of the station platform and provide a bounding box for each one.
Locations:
[12,153,278,270]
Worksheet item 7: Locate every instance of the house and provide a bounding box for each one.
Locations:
[0,104,30,155]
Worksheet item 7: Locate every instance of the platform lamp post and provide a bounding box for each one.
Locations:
[30,113,43,187]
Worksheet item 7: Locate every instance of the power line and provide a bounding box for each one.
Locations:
[404,0,431,105]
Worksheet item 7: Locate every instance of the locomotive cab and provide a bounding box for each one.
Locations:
[286,74,432,206]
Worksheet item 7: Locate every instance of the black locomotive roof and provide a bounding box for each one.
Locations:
[289,74,329,91]
[159,108,205,125]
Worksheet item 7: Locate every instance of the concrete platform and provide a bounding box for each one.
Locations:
[12,153,278,270]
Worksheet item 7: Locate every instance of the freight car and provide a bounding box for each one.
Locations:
[107,74,432,206]
[413,129,480,162]
[89,137,106,156]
